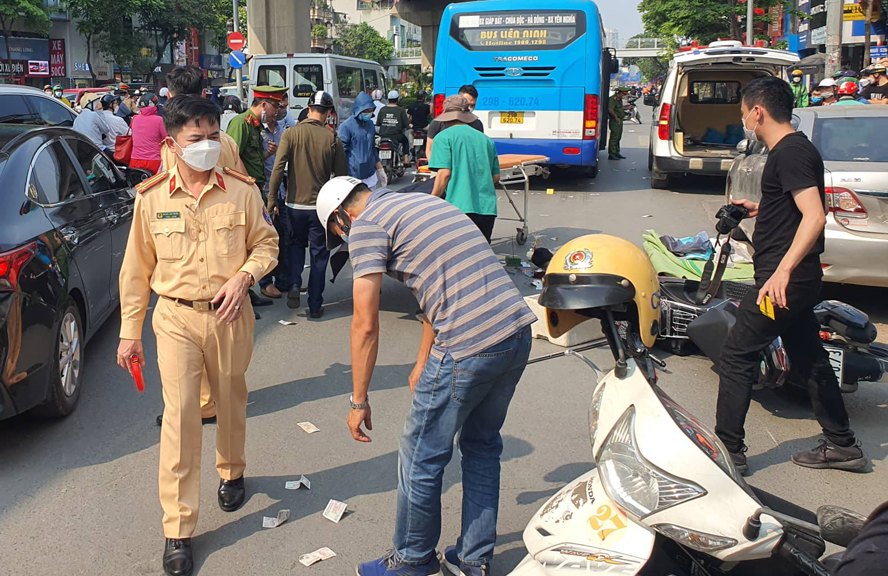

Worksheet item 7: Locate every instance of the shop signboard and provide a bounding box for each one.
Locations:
[811,26,827,44]
[0,61,26,76]
[0,37,49,61]
[50,39,66,77]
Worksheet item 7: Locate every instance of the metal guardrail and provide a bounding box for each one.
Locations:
[621,38,663,50]
[392,47,422,59]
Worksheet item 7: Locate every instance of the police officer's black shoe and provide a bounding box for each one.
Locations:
[792,439,868,472]
[608,155,621,160]
[218,477,246,512]
[163,538,193,576]
[249,289,273,307]
[616,154,627,159]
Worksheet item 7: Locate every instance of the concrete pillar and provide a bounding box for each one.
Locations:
[421,24,439,69]
[247,0,310,57]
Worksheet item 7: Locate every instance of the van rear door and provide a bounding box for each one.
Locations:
[290,57,328,114]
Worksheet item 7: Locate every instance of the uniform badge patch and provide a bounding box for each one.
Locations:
[263,207,273,225]
[156,212,181,219]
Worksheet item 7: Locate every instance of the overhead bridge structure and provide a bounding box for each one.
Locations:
[614,38,665,59]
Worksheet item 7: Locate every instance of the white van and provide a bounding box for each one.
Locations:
[249,54,388,128]
[648,41,798,189]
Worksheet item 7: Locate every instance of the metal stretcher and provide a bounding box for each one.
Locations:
[412,154,550,245]
[496,154,550,245]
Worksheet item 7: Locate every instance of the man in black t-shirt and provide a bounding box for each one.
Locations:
[715,76,866,476]
[860,66,888,103]
[377,90,411,162]
[407,92,431,131]
[426,84,484,160]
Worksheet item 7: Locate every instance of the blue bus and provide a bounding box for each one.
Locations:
[433,0,617,176]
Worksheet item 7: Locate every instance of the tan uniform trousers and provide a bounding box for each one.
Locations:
[153,296,255,539]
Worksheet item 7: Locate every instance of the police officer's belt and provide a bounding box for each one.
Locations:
[163,296,218,311]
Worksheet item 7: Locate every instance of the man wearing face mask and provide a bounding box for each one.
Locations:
[268,91,347,317]
[339,91,387,189]
[227,86,289,194]
[817,78,837,106]
[716,77,867,476]
[860,66,888,104]
[117,95,279,576]
[790,69,809,108]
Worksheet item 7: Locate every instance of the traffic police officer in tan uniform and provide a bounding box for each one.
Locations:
[117,96,278,576]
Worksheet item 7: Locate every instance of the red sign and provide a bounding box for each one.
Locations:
[227,32,246,51]
[50,39,66,77]
[189,27,199,66]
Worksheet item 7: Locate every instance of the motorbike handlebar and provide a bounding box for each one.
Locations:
[777,539,831,576]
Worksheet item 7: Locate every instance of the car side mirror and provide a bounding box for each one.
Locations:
[736,139,749,155]
[126,168,151,188]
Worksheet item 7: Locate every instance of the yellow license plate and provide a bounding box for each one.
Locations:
[501,111,524,124]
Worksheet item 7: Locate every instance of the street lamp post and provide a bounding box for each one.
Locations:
[233,0,244,101]
[747,0,754,44]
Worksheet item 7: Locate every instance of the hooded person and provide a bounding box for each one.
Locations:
[338,91,386,189]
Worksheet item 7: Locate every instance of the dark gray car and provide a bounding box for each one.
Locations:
[727,106,888,288]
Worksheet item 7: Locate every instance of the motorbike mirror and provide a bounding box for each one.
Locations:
[736,139,749,155]
[817,505,867,548]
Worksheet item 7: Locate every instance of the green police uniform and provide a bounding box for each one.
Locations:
[225,86,289,190]
[226,110,265,188]
[608,93,625,158]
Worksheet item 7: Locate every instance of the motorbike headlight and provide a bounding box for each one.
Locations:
[598,406,705,519]
[588,382,606,449]
[653,524,738,553]
[655,388,747,486]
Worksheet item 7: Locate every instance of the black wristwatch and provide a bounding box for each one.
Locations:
[349,394,369,410]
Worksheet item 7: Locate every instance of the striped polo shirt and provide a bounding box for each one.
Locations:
[348,189,536,361]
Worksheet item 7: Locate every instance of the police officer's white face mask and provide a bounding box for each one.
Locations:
[175,139,222,172]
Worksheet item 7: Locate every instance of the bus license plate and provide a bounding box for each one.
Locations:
[379,150,392,160]
[501,112,524,124]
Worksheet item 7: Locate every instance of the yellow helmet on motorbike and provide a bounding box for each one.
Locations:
[539,234,661,347]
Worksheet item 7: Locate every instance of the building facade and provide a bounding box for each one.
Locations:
[331,0,421,51]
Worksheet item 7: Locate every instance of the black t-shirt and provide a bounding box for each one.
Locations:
[753,131,825,284]
[427,118,484,139]
[407,101,431,129]
[860,82,888,101]
[376,105,409,138]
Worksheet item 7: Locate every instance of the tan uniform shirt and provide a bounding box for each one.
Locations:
[119,164,279,340]
[159,132,245,173]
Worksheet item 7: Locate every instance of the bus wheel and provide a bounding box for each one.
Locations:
[583,165,598,178]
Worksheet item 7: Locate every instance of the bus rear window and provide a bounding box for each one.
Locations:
[451,10,585,51]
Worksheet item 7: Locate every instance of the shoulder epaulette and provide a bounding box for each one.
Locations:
[223,167,256,185]
[135,171,168,194]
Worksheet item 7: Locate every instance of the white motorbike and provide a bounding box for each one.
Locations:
[507,314,849,576]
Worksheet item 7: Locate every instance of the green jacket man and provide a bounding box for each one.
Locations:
[790,70,809,108]
[226,86,289,190]
[608,87,628,160]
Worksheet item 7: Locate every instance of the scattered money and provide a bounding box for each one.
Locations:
[278,320,297,326]
[285,475,311,490]
[297,422,320,434]
[323,499,348,523]
[299,547,337,567]
[262,508,290,529]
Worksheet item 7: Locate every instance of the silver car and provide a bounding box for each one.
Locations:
[727,106,888,288]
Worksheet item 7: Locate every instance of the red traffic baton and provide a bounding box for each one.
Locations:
[131,354,145,392]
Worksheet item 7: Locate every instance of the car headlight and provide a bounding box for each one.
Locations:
[598,406,705,519]
[653,524,738,553]
[588,382,606,449]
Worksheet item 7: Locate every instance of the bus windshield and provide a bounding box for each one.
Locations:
[451,10,585,51]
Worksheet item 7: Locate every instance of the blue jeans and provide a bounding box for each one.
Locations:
[394,326,532,566]
[260,209,288,290]
[279,207,329,311]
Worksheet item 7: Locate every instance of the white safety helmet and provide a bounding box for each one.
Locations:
[818,78,837,88]
[317,176,364,249]
[371,89,384,101]
[387,90,400,101]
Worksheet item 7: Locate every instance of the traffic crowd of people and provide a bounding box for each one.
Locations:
[790,59,888,107]
[102,64,885,576]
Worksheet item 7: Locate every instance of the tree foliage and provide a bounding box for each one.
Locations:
[67,0,139,82]
[336,22,394,63]
[638,0,800,45]
[0,0,51,74]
